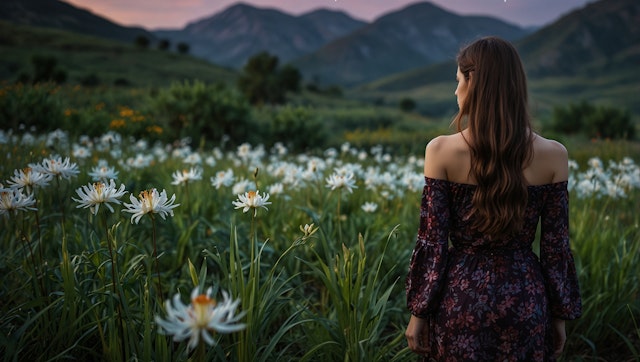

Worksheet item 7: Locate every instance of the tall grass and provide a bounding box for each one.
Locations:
[0,129,638,361]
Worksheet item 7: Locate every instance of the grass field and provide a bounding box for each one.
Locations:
[0,126,638,361]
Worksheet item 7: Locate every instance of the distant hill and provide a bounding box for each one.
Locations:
[357,0,640,117]
[155,3,367,68]
[292,2,529,86]
[0,0,155,44]
[517,0,640,77]
[0,21,237,87]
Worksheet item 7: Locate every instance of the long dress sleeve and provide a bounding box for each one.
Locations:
[539,182,582,320]
[406,177,451,317]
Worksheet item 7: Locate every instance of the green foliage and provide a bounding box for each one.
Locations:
[399,97,416,112]
[149,80,253,146]
[237,52,301,105]
[549,101,635,140]
[0,82,65,132]
[0,22,236,88]
[261,106,328,152]
[176,42,190,54]
[157,39,170,51]
[134,35,150,49]
[30,55,67,84]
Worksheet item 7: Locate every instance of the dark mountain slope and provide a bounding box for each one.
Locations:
[293,2,528,86]
[0,0,154,43]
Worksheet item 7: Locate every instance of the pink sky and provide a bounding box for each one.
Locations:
[63,0,592,30]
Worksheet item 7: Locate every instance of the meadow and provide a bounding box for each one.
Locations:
[1,123,639,361]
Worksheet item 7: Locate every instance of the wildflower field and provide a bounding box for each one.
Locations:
[1,129,639,361]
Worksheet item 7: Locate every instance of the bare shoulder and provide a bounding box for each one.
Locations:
[531,134,569,183]
[534,134,568,156]
[424,133,468,180]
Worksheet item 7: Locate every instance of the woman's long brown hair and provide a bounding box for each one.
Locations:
[454,36,534,238]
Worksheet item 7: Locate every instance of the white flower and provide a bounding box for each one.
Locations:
[232,190,271,217]
[155,286,245,351]
[122,188,180,224]
[73,180,127,215]
[89,164,119,182]
[361,202,378,213]
[210,169,235,189]
[325,171,357,193]
[7,167,52,191]
[34,156,80,180]
[171,167,203,186]
[267,183,284,195]
[231,179,255,195]
[0,187,37,217]
[72,144,91,159]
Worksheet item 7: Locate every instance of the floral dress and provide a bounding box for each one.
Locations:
[406,177,582,361]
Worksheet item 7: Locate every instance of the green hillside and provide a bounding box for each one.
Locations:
[356,0,640,119]
[0,21,237,87]
[355,60,640,119]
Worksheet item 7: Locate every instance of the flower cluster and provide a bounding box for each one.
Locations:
[569,157,640,198]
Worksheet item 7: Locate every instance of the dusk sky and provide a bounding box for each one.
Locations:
[63,0,593,30]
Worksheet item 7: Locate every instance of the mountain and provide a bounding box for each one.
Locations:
[517,0,640,77]
[0,0,155,44]
[292,2,529,86]
[155,3,367,68]
[357,0,640,116]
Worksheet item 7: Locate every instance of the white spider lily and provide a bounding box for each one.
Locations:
[232,190,271,217]
[155,286,245,351]
[0,187,37,217]
[72,180,127,215]
[325,171,357,193]
[7,167,52,191]
[171,167,203,186]
[33,156,80,180]
[122,188,180,224]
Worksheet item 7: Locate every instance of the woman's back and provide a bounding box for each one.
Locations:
[423,129,569,186]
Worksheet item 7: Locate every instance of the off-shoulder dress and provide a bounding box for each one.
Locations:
[406,177,582,361]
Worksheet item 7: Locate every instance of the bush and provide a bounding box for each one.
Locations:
[550,101,635,140]
[149,80,253,147]
[263,105,327,152]
[0,82,65,132]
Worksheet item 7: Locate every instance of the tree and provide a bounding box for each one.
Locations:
[399,97,417,112]
[238,52,280,105]
[134,35,150,49]
[177,42,190,54]
[278,64,301,93]
[237,52,302,105]
[31,55,66,84]
[158,39,170,51]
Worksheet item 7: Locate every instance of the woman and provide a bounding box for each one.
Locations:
[405,37,582,361]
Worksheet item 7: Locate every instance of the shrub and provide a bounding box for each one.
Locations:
[149,80,253,147]
[263,105,327,152]
[399,97,416,112]
[550,101,635,140]
[30,55,67,84]
[0,82,65,132]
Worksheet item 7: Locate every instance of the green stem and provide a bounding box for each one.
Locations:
[151,214,164,302]
[104,212,126,362]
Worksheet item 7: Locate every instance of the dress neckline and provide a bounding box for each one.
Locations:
[424,176,568,189]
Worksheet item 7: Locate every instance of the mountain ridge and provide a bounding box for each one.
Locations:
[0,0,154,44]
[292,2,529,86]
